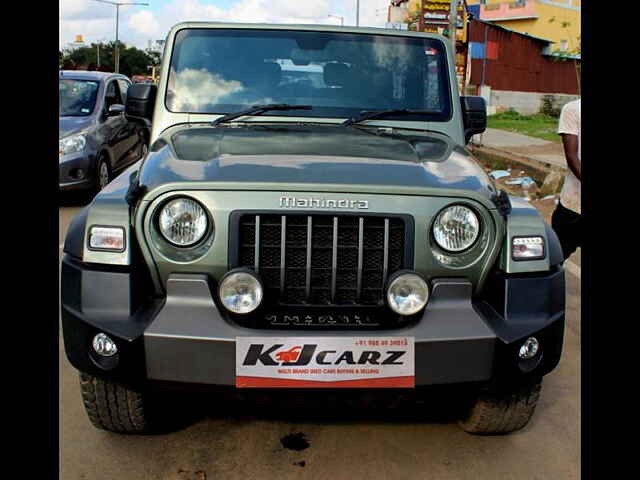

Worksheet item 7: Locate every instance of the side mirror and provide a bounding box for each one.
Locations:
[107,104,125,116]
[125,83,157,121]
[461,96,487,144]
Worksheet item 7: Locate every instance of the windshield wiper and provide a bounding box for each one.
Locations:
[342,109,436,126]
[212,104,312,126]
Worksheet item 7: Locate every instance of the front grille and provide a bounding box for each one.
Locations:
[231,213,411,309]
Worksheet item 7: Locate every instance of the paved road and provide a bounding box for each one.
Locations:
[59,201,580,480]
[474,128,567,169]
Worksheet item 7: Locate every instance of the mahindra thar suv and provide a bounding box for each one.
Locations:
[61,23,565,435]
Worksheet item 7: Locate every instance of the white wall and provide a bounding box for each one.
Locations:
[489,90,580,115]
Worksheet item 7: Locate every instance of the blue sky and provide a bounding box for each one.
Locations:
[60,0,392,51]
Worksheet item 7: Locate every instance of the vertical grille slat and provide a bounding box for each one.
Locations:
[254,215,261,272]
[236,213,408,308]
[280,216,286,292]
[356,217,364,302]
[382,218,389,287]
[331,216,338,303]
[305,216,312,301]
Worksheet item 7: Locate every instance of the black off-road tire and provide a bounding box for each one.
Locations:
[458,376,542,434]
[79,373,152,434]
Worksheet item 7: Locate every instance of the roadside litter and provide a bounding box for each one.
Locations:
[488,170,511,180]
[505,176,537,188]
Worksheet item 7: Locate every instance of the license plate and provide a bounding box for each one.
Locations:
[235,336,415,388]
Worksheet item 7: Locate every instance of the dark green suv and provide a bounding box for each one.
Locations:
[61,23,565,435]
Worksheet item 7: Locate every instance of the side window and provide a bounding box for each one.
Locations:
[104,80,123,109]
[117,79,130,104]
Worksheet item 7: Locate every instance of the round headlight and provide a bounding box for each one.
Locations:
[219,270,263,314]
[433,205,480,252]
[386,272,429,316]
[159,197,209,246]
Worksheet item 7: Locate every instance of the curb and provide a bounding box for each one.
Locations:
[471,145,566,175]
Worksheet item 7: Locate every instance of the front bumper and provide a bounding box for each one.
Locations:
[60,255,565,388]
[59,152,94,190]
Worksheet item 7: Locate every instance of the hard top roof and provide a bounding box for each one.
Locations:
[59,70,129,82]
[166,21,445,40]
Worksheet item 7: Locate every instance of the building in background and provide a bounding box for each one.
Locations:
[388,1,580,114]
[146,39,166,55]
[145,39,165,83]
[466,0,580,54]
[468,18,580,114]
[388,0,471,93]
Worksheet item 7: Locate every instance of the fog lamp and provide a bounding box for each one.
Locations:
[386,271,429,316]
[71,168,85,180]
[219,270,263,314]
[92,333,118,357]
[518,337,539,360]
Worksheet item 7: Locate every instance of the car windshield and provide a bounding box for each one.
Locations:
[59,79,99,117]
[166,29,452,122]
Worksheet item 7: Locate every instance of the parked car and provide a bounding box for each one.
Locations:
[59,70,149,193]
[61,23,565,435]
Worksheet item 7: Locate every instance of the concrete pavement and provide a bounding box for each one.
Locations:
[473,128,567,170]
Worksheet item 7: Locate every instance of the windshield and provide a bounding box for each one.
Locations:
[166,29,452,122]
[59,79,99,117]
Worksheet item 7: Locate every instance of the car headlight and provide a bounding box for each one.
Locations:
[158,197,210,246]
[59,134,86,156]
[219,270,263,314]
[432,205,480,252]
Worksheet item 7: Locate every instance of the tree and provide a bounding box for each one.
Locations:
[146,48,162,67]
[60,41,155,77]
[118,44,154,77]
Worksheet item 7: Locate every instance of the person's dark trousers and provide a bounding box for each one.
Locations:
[551,201,582,261]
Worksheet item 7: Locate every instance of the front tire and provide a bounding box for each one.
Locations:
[96,154,111,192]
[79,373,152,434]
[458,376,542,434]
[140,142,149,160]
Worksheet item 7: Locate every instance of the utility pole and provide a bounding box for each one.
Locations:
[356,0,360,26]
[448,0,458,45]
[91,0,149,73]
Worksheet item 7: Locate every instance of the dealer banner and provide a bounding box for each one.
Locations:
[236,336,415,388]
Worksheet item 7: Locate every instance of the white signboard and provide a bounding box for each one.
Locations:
[236,336,415,388]
[385,22,409,30]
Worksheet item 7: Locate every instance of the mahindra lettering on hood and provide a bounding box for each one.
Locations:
[236,337,415,388]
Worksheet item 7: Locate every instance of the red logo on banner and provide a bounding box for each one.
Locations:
[275,346,302,363]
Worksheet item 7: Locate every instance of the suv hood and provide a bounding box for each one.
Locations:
[139,124,496,204]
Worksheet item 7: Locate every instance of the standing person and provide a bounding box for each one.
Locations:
[551,98,581,260]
